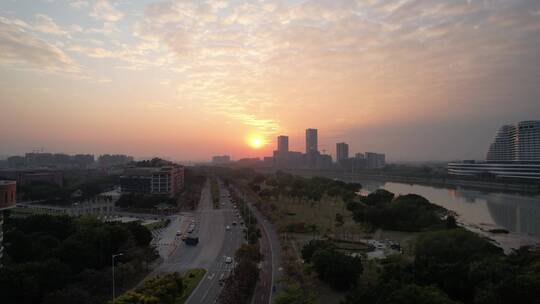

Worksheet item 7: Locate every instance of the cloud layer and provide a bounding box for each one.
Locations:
[0,0,539,160]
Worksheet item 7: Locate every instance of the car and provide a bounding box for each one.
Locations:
[225,256,233,264]
[240,221,244,225]
[185,236,199,246]
[176,231,182,236]
[232,221,237,226]
[226,225,230,230]
[218,273,226,285]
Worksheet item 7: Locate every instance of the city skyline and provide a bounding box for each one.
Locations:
[1,0,540,161]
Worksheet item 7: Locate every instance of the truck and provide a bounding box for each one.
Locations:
[184,236,199,246]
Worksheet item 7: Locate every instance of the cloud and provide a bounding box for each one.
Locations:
[130,0,539,144]
[69,0,89,9]
[0,16,79,73]
[34,14,69,36]
[90,0,123,22]
[2,0,540,159]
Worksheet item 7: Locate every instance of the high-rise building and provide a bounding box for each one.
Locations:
[336,142,349,163]
[0,180,16,263]
[277,135,289,153]
[120,165,184,198]
[449,120,540,179]
[306,128,318,153]
[0,169,64,187]
[487,120,540,163]
[365,152,386,169]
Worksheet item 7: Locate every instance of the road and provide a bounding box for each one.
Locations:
[238,189,282,304]
[151,180,244,304]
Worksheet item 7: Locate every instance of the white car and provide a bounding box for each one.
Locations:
[226,225,231,231]
[225,256,233,264]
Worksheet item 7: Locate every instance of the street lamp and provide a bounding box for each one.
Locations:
[112,253,124,302]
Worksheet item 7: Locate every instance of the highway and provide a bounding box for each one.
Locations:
[152,180,244,304]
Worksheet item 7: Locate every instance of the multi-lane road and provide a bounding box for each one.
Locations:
[151,180,244,304]
[148,179,281,304]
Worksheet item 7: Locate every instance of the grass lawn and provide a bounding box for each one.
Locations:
[267,196,363,235]
[177,268,206,304]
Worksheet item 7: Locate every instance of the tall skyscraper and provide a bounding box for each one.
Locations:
[448,120,540,179]
[487,120,540,162]
[336,142,349,163]
[306,128,318,153]
[277,135,289,153]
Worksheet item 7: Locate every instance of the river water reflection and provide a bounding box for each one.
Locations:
[348,179,540,251]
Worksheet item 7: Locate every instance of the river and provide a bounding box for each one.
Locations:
[344,178,540,252]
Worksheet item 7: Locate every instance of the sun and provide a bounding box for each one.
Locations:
[248,135,265,149]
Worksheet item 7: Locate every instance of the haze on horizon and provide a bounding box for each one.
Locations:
[1,0,539,162]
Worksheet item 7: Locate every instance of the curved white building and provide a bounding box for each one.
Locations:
[449,120,540,180]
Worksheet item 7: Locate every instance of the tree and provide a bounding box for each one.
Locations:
[113,291,160,304]
[274,283,315,304]
[2,214,157,304]
[127,222,152,247]
[384,284,459,304]
[364,189,394,205]
[301,239,335,263]
[415,229,502,301]
[446,215,458,229]
[311,248,363,290]
[42,287,93,304]
[335,213,344,227]
[114,273,183,304]
[235,244,262,263]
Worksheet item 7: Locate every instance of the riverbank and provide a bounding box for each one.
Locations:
[279,169,540,195]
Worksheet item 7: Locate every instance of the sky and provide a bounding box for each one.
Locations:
[1,0,539,162]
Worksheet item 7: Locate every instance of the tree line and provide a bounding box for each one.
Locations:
[347,189,452,232]
[218,244,262,304]
[343,228,540,304]
[0,214,157,304]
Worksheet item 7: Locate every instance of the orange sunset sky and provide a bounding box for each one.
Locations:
[1,0,540,161]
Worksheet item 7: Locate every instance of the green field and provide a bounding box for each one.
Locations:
[266,196,363,236]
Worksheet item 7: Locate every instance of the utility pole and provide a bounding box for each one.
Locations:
[112,253,124,302]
